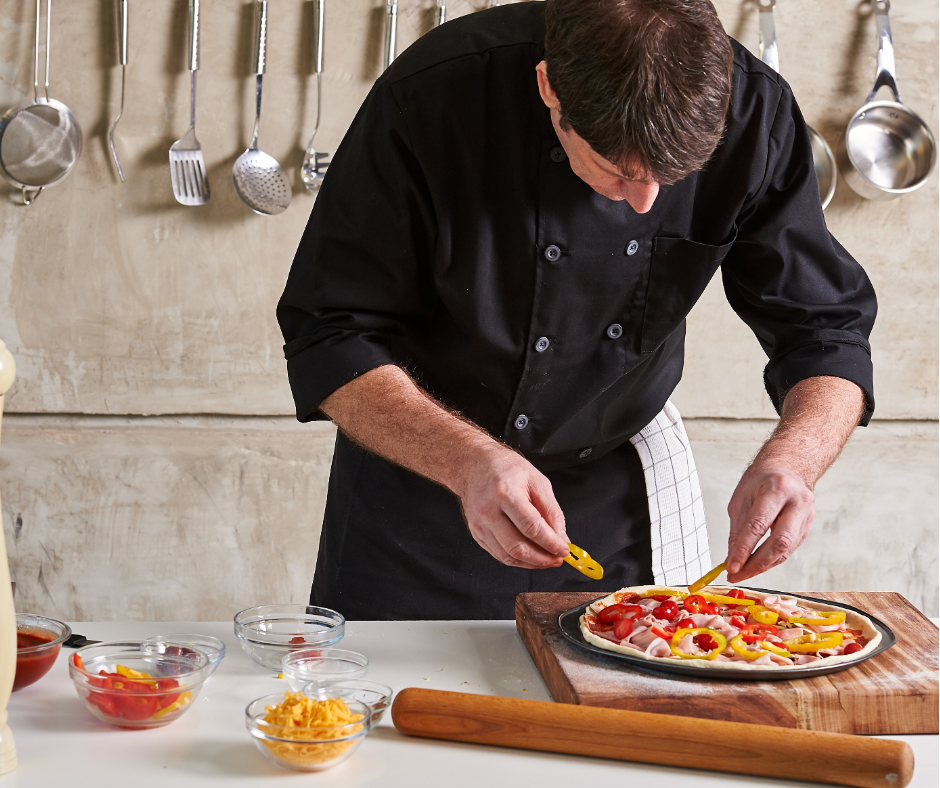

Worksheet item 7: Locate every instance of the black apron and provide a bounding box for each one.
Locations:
[310,431,653,620]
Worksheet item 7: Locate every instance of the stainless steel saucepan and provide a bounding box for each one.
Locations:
[838,0,936,200]
[758,0,836,209]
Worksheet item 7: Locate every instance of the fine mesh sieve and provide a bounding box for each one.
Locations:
[0,0,83,205]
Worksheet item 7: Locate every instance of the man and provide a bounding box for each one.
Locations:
[277,0,875,620]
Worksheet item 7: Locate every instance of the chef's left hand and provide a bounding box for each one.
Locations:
[724,461,815,583]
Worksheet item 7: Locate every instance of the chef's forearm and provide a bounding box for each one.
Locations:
[752,376,866,488]
[319,365,500,496]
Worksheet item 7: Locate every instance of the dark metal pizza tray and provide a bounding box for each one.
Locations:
[557,588,897,681]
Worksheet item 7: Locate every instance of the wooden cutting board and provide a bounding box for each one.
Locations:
[515,591,938,735]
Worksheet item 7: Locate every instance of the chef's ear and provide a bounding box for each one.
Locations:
[536,61,561,111]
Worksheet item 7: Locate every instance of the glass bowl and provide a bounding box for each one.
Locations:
[281,648,369,692]
[15,614,71,691]
[234,605,344,673]
[246,692,372,772]
[304,680,394,725]
[142,634,226,677]
[69,641,210,729]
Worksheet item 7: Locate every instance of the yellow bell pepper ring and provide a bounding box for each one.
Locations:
[788,610,847,626]
[669,628,727,660]
[729,634,791,660]
[641,587,689,599]
[699,592,756,607]
[564,542,604,580]
[786,631,845,653]
[688,561,726,593]
[748,605,780,625]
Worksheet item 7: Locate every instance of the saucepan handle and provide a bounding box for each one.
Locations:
[118,0,128,66]
[254,0,267,77]
[757,0,778,73]
[314,0,325,75]
[868,0,902,103]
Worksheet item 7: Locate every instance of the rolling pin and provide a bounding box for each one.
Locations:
[391,688,913,788]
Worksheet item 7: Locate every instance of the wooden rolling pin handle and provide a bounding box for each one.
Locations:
[391,688,914,788]
[0,339,17,774]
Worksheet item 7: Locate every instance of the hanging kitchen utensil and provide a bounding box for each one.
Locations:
[232,0,291,215]
[435,0,446,27]
[757,0,836,209]
[0,0,83,205]
[169,0,210,205]
[301,0,330,192]
[108,0,128,182]
[839,0,935,199]
[384,0,398,70]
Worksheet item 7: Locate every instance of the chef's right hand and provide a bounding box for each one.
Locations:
[456,443,570,569]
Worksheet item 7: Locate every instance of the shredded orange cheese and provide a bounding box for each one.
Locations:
[260,692,365,766]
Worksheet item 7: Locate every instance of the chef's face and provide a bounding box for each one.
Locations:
[536,62,660,214]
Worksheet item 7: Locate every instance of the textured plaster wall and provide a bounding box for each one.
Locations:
[0,1,937,620]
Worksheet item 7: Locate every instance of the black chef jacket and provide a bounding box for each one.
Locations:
[277,3,877,620]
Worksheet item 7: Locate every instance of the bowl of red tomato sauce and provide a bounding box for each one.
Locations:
[15,614,71,691]
[69,641,211,729]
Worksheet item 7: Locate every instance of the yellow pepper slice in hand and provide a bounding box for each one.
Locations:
[669,628,727,660]
[749,605,780,625]
[788,610,846,626]
[786,631,844,653]
[729,634,791,660]
[641,587,689,599]
[688,561,726,593]
[564,543,604,580]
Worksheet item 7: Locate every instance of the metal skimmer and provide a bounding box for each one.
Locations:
[169,0,210,206]
[233,0,291,215]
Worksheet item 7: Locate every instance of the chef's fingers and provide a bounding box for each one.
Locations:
[500,485,570,559]
[527,475,568,543]
[474,510,565,569]
[728,500,814,581]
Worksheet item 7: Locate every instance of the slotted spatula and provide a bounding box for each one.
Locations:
[169,0,210,206]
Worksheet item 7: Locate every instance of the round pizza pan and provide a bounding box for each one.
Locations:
[557,588,897,682]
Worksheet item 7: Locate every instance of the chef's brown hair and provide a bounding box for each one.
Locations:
[544,0,733,185]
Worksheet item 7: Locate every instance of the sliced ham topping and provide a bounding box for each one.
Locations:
[777,627,810,641]
[750,651,793,666]
[675,634,697,656]
[644,637,673,659]
[760,595,804,622]
[793,654,821,665]
[630,627,662,650]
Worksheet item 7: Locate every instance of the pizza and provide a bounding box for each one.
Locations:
[579,585,882,671]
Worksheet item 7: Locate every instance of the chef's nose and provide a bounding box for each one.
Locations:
[621,179,659,214]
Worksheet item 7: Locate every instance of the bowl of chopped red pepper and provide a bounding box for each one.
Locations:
[15,614,71,691]
[68,641,211,728]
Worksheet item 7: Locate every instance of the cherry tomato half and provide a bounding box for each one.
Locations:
[652,601,679,621]
[843,642,863,655]
[694,633,719,651]
[648,594,672,602]
[701,602,721,615]
[730,616,747,630]
[683,594,706,614]
[597,603,643,624]
[677,618,697,631]
[613,618,634,641]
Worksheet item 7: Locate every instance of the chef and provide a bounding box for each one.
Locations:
[277,0,875,619]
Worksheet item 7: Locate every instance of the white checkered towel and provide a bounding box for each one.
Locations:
[629,400,712,585]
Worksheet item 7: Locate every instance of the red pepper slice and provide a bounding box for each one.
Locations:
[597,603,643,623]
[613,617,634,641]
[741,623,779,637]
[651,624,677,640]
[648,594,672,602]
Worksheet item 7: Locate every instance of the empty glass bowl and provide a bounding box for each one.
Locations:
[234,605,345,673]
[304,680,394,725]
[281,648,369,692]
[69,641,210,729]
[15,614,71,691]
[246,692,372,772]
[142,634,226,677]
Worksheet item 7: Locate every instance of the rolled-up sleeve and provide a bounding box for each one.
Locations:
[721,84,877,425]
[277,80,436,422]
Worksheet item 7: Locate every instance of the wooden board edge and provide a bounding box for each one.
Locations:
[514,595,581,706]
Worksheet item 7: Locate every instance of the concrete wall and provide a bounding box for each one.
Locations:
[1,1,937,620]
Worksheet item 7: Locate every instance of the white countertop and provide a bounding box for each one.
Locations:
[7,620,939,787]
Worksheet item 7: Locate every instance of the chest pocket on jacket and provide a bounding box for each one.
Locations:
[640,226,738,354]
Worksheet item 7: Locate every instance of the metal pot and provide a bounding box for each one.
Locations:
[838,0,936,200]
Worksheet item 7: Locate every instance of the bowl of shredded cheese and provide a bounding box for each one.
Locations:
[245,691,372,771]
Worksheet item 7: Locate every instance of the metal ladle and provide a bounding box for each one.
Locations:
[758,0,837,209]
[108,0,128,182]
[838,0,936,199]
[301,0,329,192]
[232,0,291,215]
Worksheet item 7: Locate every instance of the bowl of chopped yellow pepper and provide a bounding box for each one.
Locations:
[246,691,372,771]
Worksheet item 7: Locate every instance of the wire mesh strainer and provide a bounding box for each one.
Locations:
[0,0,83,205]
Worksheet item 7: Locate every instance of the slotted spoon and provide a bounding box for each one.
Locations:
[169,0,210,206]
[233,0,291,215]
[301,0,329,192]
